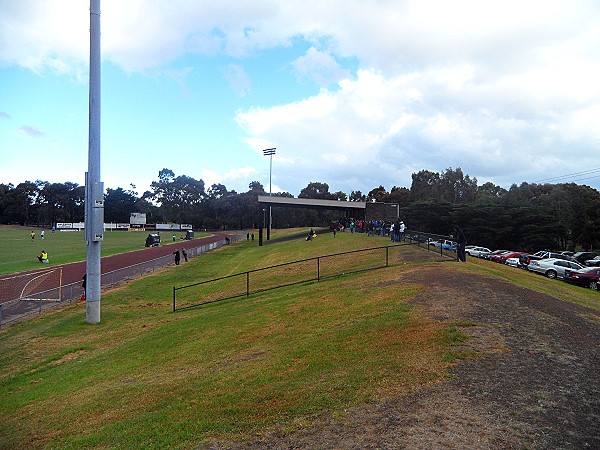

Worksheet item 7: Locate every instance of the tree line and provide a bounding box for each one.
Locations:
[1,167,599,252]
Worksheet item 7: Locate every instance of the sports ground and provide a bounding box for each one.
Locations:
[1,229,599,447]
[0,229,237,324]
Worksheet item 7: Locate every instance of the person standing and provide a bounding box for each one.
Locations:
[41,230,45,240]
[81,274,87,301]
[182,249,188,262]
[453,225,467,262]
[31,231,36,240]
[173,250,181,265]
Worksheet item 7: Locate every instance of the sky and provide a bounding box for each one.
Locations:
[1,0,600,198]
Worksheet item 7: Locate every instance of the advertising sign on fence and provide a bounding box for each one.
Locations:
[156,223,181,230]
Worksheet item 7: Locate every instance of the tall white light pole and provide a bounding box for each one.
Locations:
[85,0,104,324]
[262,148,276,240]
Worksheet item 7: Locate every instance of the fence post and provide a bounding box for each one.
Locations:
[173,286,176,312]
[246,272,250,297]
[317,257,320,281]
[386,246,389,267]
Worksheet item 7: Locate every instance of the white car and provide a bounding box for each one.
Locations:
[466,246,491,258]
[505,257,521,267]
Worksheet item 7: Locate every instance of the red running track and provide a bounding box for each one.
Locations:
[0,232,234,297]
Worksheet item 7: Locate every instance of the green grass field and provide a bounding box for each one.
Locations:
[1,231,598,448]
[0,232,465,448]
[0,228,208,275]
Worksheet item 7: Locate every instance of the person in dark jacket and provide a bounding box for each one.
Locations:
[453,225,467,262]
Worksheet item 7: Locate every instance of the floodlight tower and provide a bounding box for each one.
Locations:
[85,0,103,324]
[262,148,276,240]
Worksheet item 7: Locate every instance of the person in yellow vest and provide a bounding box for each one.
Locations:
[37,250,49,263]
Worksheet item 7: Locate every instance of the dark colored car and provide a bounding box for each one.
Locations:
[585,256,600,267]
[564,267,600,290]
[573,252,599,265]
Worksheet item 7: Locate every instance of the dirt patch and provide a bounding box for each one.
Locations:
[205,264,600,449]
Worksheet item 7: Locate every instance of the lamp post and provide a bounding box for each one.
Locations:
[85,0,103,325]
[262,148,276,240]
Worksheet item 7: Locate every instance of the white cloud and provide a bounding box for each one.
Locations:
[200,166,259,193]
[2,0,600,193]
[236,55,600,193]
[291,47,349,87]
[200,169,222,189]
[17,125,46,138]
[0,0,88,75]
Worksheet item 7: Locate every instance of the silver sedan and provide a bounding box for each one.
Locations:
[527,258,584,279]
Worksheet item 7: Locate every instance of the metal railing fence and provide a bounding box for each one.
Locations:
[0,235,244,327]
[173,236,455,312]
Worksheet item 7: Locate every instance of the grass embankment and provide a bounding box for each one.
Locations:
[0,228,209,275]
[463,256,600,312]
[0,231,463,448]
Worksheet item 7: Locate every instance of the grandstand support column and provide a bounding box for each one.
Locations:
[85,0,103,325]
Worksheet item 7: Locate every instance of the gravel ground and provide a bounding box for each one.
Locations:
[206,264,600,449]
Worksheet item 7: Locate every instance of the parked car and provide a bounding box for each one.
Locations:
[505,256,521,267]
[498,251,529,264]
[563,267,600,290]
[528,250,567,261]
[490,251,522,263]
[573,252,599,265]
[431,239,457,250]
[507,254,531,268]
[584,256,600,267]
[527,258,585,279]
[480,249,510,260]
[465,246,491,258]
[518,253,533,267]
